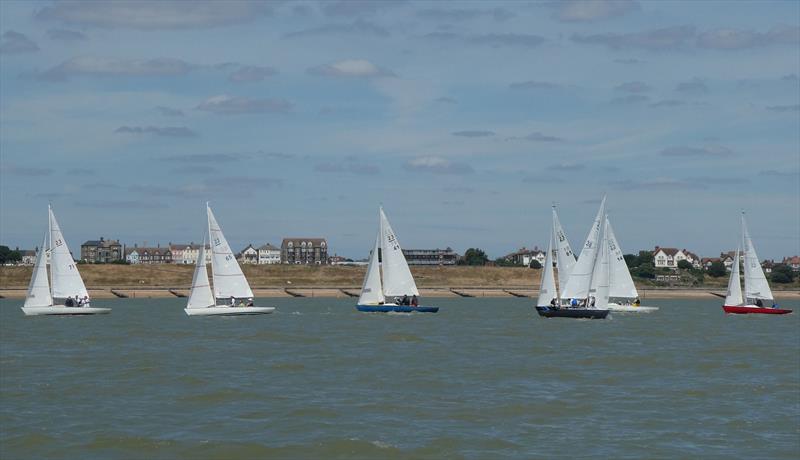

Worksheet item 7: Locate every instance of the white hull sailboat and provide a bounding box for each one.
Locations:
[722,213,791,315]
[184,204,275,316]
[21,206,110,316]
[356,207,438,313]
[601,217,657,313]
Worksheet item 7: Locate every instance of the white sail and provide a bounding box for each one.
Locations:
[605,217,638,299]
[379,207,419,297]
[741,214,773,301]
[358,232,385,305]
[49,206,89,300]
[207,204,253,299]
[24,234,52,308]
[537,231,557,307]
[593,219,611,309]
[552,206,577,290]
[725,246,744,306]
[187,242,215,309]
[561,196,606,301]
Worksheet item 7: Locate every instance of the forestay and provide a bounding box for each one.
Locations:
[725,246,744,306]
[552,206,576,290]
[537,231,557,307]
[49,207,89,300]
[358,232,384,305]
[187,242,215,309]
[741,214,773,301]
[561,197,605,301]
[379,207,419,297]
[207,204,254,299]
[24,234,52,308]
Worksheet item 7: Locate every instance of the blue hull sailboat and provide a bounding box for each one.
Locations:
[356,207,438,313]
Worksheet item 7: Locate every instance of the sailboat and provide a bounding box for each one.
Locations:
[535,204,609,319]
[599,216,658,313]
[356,207,438,313]
[21,206,111,316]
[722,213,792,315]
[184,204,275,316]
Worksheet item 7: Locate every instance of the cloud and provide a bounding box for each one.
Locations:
[416,7,514,22]
[162,153,249,162]
[649,99,686,108]
[0,31,39,54]
[1,164,53,176]
[676,77,709,94]
[284,19,389,38]
[507,132,564,142]
[115,126,198,137]
[610,178,706,190]
[546,0,640,23]
[611,94,649,104]
[75,200,167,209]
[322,0,406,17]
[697,25,800,50]
[35,0,272,29]
[405,156,473,175]
[443,186,476,193]
[452,130,495,138]
[659,146,733,157]
[435,96,458,104]
[228,65,278,82]
[307,59,394,78]
[548,162,584,171]
[759,169,799,177]
[314,159,380,175]
[169,165,215,175]
[467,33,545,48]
[195,95,292,115]
[613,58,643,64]
[508,80,561,90]
[39,56,194,81]
[46,29,87,41]
[572,25,696,51]
[67,168,96,175]
[155,106,184,117]
[615,81,652,93]
[766,104,800,112]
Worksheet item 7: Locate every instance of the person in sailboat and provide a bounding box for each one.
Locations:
[401,294,409,306]
[755,298,763,307]
[633,297,640,306]
[550,298,559,309]
[589,296,596,308]
[230,296,236,307]
[411,295,418,307]
[247,297,254,307]
[65,296,75,307]
[83,295,90,307]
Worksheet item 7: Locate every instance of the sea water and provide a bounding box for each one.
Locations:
[1,297,798,459]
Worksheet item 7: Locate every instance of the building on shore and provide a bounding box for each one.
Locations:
[782,256,800,272]
[402,247,460,266]
[238,244,259,264]
[19,248,37,266]
[81,237,123,263]
[501,247,546,267]
[258,244,281,264]
[281,238,328,264]
[170,243,207,265]
[125,245,172,264]
[653,247,701,269]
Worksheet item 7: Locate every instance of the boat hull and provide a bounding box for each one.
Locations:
[356,304,439,313]
[535,306,609,319]
[722,305,792,315]
[185,306,276,316]
[607,303,659,312]
[21,305,111,316]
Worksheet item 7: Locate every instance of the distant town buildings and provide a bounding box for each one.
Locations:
[403,248,460,266]
[501,247,546,267]
[125,246,172,264]
[281,238,328,264]
[80,237,123,263]
[258,244,281,264]
[238,244,259,264]
[653,247,700,269]
[783,256,800,271]
[170,243,206,265]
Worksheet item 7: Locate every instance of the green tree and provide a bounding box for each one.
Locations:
[707,260,727,277]
[637,250,654,267]
[770,264,795,284]
[623,253,639,268]
[0,245,21,264]
[460,248,489,266]
[677,259,693,270]
[631,265,655,279]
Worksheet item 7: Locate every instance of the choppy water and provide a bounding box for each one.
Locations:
[1,297,798,459]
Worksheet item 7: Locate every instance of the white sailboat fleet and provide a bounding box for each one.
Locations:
[722,213,792,315]
[356,207,438,313]
[21,206,110,316]
[184,204,275,316]
[536,198,658,318]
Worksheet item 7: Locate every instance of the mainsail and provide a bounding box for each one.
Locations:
[207,204,254,299]
[725,246,744,306]
[593,219,611,309]
[552,206,576,290]
[561,196,606,301]
[49,206,89,300]
[379,207,419,297]
[741,214,773,301]
[24,234,52,308]
[358,232,385,305]
[537,230,557,307]
[187,242,215,309]
[605,217,638,299]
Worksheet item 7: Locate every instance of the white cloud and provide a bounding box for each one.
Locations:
[115,126,197,137]
[39,56,194,81]
[697,25,800,50]
[405,156,473,175]
[228,65,278,82]
[195,95,292,115]
[284,20,389,38]
[548,0,640,23]
[307,59,394,77]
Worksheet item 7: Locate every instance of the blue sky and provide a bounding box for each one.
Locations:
[1,0,798,260]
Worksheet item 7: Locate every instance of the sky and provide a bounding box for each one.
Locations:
[0,0,798,261]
